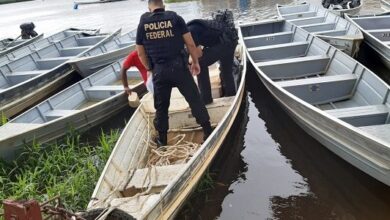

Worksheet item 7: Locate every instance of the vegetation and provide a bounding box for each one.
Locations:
[0,129,119,214]
[0,113,7,126]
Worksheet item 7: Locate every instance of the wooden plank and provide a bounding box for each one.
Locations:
[120,164,186,197]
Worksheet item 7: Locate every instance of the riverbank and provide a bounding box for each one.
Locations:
[0,0,31,5]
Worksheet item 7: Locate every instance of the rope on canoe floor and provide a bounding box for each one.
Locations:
[93,114,200,219]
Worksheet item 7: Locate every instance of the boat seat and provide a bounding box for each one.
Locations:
[60,46,90,56]
[44,109,80,121]
[282,11,317,20]
[276,74,357,105]
[6,70,44,83]
[325,105,389,127]
[243,31,293,48]
[76,36,105,46]
[257,55,330,80]
[119,164,185,197]
[248,41,309,62]
[383,41,390,46]
[359,124,390,144]
[367,29,390,33]
[313,29,347,36]
[85,85,123,100]
[36,56,74,70]
[289,16,326,26]
[300,22,336,32]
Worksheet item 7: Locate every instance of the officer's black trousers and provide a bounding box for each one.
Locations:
[152,57,210,134]
[197,41,237,104]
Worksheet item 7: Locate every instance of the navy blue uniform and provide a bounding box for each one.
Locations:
[136,8,210,137]
[188,19,238,104]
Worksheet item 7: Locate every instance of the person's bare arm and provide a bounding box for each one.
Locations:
[183,32,201,75]
[120,66,131,95]
[136,44,150,70]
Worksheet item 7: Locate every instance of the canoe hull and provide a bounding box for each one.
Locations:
[0,34,43,57]
[0,85,144,160]
[242,20,390,186]
[71,46,132,77]
[318,35,363,57]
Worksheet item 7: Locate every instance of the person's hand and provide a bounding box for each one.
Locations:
[124,87,132,96]
[191,62,200,76]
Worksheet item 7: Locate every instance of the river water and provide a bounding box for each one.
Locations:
[1,0,390,219]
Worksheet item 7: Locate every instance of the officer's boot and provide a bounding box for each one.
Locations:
[154,132,167,147]
[201,122,213,142]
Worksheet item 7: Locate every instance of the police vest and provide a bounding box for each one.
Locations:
[140,10,184,64]
[187,19,238,44]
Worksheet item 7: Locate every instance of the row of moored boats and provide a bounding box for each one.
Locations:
[1,2,390,219]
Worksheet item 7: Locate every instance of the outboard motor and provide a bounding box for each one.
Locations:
[20,22,38,39]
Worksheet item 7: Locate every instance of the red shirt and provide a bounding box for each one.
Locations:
[122,50,148,84]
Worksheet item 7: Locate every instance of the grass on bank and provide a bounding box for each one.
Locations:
[0,128,119,214]
[0,113,7,126]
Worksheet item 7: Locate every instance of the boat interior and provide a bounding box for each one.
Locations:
[278,4,361,38]
[10,59,143,124]
[81,30,136,57]
[0,33,106,90]
[0,38,24,49]
[350,14,390,45]
[89,58,242,217]
[0,29,87,66]
[241,20,390,143]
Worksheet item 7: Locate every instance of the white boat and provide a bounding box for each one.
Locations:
[0,34,43,57]
[240,19,390,186]
[322,0,364,16]
[277,3,363,57]
[0,30,120,118]
[382,0,390,11]
[0,51,145,161]
[83,45,246,219]
[0,28,99,67]
[346,13,390,70]
[70,29,136,77]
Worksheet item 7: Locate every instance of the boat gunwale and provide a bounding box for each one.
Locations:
[345,13,390,51]
[240,20,390,168]
[0,34,44,57]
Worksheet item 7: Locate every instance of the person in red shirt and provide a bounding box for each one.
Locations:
[121,50,150,95]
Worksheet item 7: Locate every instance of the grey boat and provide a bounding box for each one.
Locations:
[0,51,145,161]
[0,34,43,57]
[240,19,390,186]
[346,13,390,69]
[0,28,99,67]
[0,30,120,118]
[381,0,390,11]
[277,3,363,57]
[70,29,136,77]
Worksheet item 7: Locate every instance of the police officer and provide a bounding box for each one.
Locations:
[187,10,238,104]
[136,0,212,146]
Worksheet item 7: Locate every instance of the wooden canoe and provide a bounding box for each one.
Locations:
[345,12,390,69]
[0,34,43,57]
[69,29,136,77]
[0,29,121,118]
[0,28,99,67]
[85,44,246,219]
[277,3,363,57]
[240,19,390,186]
[0,49,145,161]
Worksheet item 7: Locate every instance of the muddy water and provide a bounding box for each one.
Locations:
[1,0,390,219]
